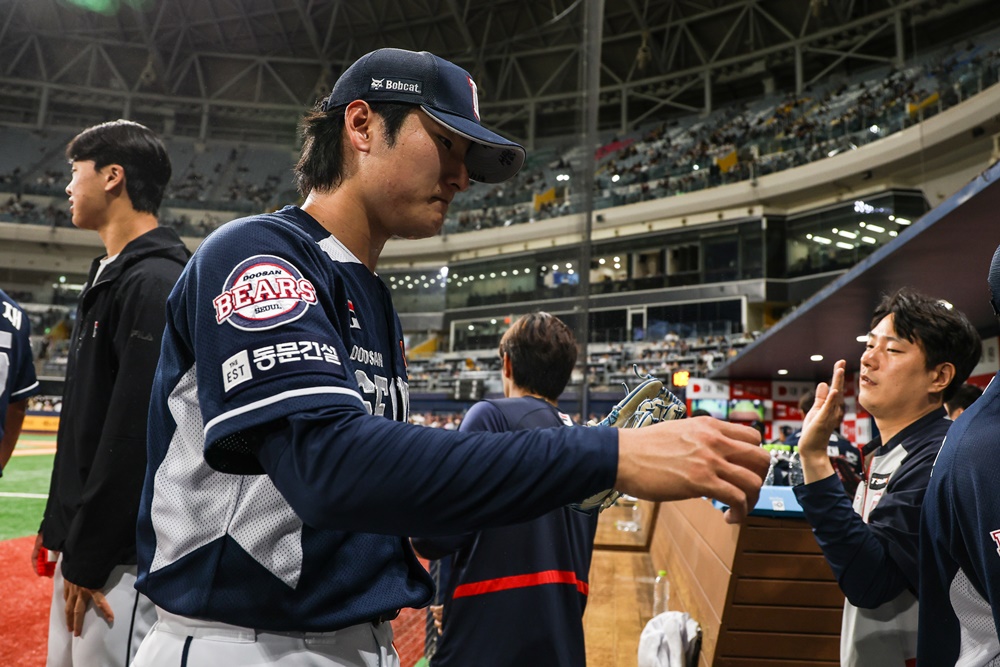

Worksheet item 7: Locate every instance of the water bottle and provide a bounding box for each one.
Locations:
[653,569,670,615]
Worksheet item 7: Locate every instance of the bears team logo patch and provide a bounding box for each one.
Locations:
[991,529,1000,558]
[214,255,317,330]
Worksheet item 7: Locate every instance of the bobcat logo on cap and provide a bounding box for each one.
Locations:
[371,78,385,90]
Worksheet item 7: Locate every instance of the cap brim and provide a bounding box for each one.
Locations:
[422,105,525,184]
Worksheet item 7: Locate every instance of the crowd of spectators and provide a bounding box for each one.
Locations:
[27,395,61,413]
[0,195,71,228]
[0,38,997,238]
[404,331,758,397]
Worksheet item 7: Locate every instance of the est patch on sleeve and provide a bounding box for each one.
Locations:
[221,335,345,396]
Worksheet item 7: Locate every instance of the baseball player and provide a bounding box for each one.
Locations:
[794,288,980,666]
[412,312,596,667]
[35,120,190,667]
[0,289,40,474]
[917,244,1000,665]
[133,48,769,666]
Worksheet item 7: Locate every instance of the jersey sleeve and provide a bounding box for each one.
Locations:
[174,222,365,472]
[8,310,38,402]
[918,412,1000,663]
[409,402,507,556]
[794,473,911,607]
[252,403,618,537]
[458,401,509,434]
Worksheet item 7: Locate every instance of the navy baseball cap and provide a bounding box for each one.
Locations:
[323,48,525,184]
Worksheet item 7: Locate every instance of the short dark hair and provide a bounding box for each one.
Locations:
[870,288,981,402]
[66,120,171,215]
[945,383,983,414]
[295,101,414,196]
[798,391,815,415]
[499,312,578,401]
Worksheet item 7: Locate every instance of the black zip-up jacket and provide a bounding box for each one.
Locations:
[42,226,190,589]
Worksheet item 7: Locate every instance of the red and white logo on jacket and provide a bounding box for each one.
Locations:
[214,255,317,330]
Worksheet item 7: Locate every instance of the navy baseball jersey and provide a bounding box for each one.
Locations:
[413,398,598,667]
[918,374,1000,666]
[135,206,618,632]
[0,290,39,443]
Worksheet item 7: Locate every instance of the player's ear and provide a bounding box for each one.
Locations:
[502,352,513,379]
[928,361,955,397]
[102,164,126,193]
[344,101,374,153]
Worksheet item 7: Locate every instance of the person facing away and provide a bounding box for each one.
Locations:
[943,382,983,421]
[131,47,769,667]
[793,287,980,667]
[411,312,596,667]
[34,120,190,667]
[917,244,1000,666]
[0,289,41,475]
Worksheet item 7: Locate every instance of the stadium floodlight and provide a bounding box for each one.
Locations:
[862,236,877,244]
[835,242,854,250]
[895,217,911,225]
[812,235,832,245]
[837,230,857,239]
[866,224,885,233]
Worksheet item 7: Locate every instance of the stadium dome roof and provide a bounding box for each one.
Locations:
[1,0,995,144]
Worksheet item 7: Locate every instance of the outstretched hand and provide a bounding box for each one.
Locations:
[615,416,769,524]
[798,359,846,484]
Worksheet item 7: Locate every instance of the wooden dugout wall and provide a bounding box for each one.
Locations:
[650,498,844,666]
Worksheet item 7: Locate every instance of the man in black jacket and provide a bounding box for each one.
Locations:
[34,120,190,667]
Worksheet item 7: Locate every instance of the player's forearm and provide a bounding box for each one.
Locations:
[795,474,908,607]
[800,450,837,484]
[253,407,618,535]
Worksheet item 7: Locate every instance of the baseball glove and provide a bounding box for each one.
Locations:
[574,367,687,512]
